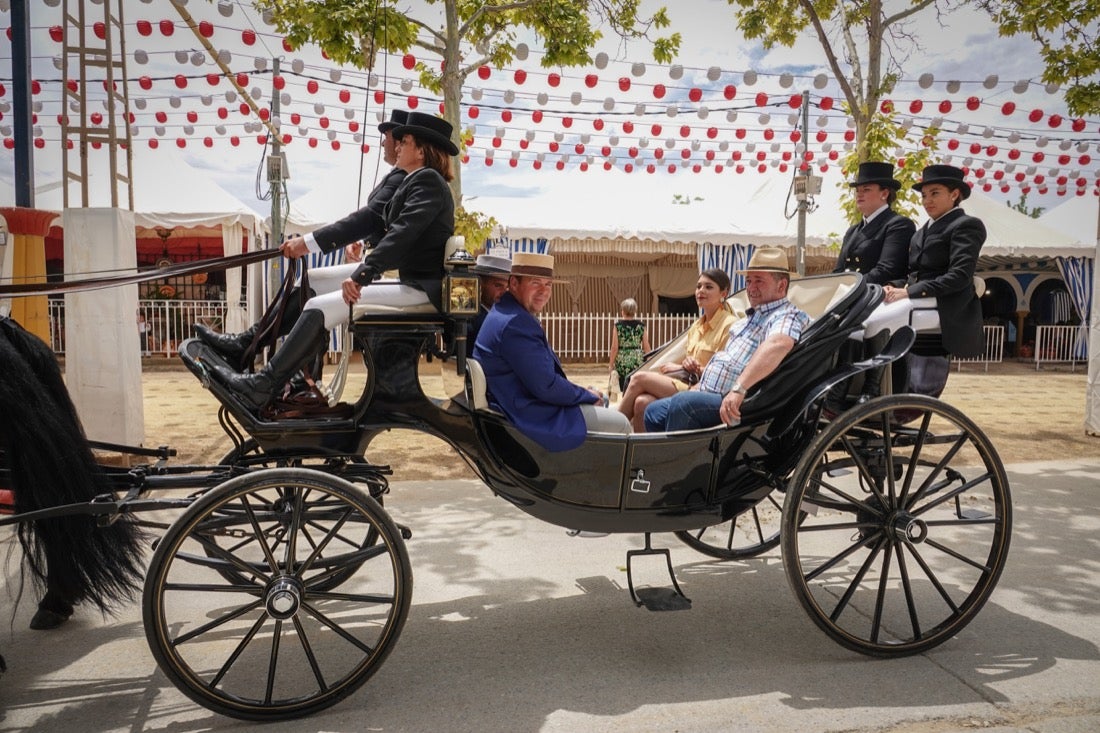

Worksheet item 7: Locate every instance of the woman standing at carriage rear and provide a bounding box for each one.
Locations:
[608,298,651,393]
[210,112,458,410]
[617,268,736,432]
[862,163,987,363]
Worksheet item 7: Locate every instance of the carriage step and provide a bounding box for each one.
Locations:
[626,533,691,612]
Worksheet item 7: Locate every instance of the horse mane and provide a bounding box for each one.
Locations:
[0,316,145,615]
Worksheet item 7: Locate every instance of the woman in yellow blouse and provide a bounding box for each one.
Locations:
[617,268,736,432]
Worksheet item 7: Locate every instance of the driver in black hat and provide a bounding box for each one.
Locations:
[833,161,915,285]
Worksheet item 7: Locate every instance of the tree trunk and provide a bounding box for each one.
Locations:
[442,0,462,206]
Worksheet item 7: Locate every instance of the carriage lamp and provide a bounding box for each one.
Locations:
[443,251,479,316]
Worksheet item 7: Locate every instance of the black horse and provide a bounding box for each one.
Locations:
[0,316,145,646]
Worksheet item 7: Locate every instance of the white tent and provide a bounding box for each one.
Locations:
[1038,195,1100,247]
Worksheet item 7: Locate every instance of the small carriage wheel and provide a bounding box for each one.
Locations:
[781,395,1011,657]
[675,492,785,559]
[204,441,388,591]
[143,468,412,720]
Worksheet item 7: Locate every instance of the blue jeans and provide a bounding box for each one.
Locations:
[643,390,724,432]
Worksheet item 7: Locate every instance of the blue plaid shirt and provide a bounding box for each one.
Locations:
[696,298,809,394]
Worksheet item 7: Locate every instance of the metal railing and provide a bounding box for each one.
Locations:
[954,325,1005,371]
[1035,325,1088,372]
[49,299,230,358]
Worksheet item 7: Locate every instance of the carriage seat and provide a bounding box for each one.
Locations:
[350,235,467,319]
[465,358,501,414]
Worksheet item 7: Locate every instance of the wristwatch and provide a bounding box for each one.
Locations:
[727,381,746,396]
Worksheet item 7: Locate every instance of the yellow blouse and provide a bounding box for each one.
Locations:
[684,303,736,368]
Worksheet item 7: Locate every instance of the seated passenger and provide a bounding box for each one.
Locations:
[196,109,409,370]
[617,268,737,432]
[467,254,512,347]
[644,248,809,432]
[210,112,458,410]
[472,253,631,452]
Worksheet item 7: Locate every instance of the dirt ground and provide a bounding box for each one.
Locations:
[137,357,1095,480]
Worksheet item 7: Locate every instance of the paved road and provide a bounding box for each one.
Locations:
[2,459,1099,732]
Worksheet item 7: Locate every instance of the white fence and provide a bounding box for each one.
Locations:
[953,325,1005,371]
[1035,325,1088,372]
[49,299,229,358]
[540,312,697,362]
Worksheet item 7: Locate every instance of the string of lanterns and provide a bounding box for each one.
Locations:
[1,7,1098,196]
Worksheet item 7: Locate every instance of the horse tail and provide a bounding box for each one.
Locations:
[0,317,145,614]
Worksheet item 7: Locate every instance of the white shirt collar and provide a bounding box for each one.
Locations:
[863,203,890,225]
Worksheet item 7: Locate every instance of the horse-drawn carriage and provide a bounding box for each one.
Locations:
[0,269,1011,720]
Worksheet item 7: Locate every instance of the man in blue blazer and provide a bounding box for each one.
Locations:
[472,253,631,452]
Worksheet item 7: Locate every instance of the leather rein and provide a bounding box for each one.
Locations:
[0,248,283,298]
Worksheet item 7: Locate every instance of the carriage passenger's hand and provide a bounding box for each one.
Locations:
[719,391,744,426]
[342,278,362,305]
[658,362,679,375]
[281,237,309,259]
[882,285,910,304]
[681,356,701,374]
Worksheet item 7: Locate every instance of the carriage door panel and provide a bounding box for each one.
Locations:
[622,433,718,511]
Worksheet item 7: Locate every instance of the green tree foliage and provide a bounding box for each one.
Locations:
[726,0,949,219]
[253,0,680,205]
[1007,191,1044,218]
[977,0,1099,116]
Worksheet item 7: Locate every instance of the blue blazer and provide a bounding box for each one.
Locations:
[472,292,598,452]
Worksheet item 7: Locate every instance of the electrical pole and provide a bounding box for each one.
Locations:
[268,57,284,298]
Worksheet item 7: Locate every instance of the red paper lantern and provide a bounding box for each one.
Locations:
[468,106,479,119]
[242,29,256,45]
[187,110,198,123]
[706,127,718,139]
[880,100,894,114]
[136,20,152,37]
[1028,109,1043,122]
[290,112,300,124]
[1048,114,1063,128]
[1081,155,1092,165]
[735,128,746,139]
[402,53,416,70]
[309,138,318,148]
[148,139,159,149]
[1008,148,1020,160]
[756,150,766,161]
[723,85,736,100]
[575,143,585,154]
[789,94,803,109]
[628,146,639,157]
[49,25,63,42]
[987,145,999,156]
[174,75,188,89]
[512,159,520,168]
[689,88,703,102]
[491,137,502,148]
[90,112,103,125]
[909,100,923,114]
[197,20,214,38]
[160,20,175,36]
[338,88,350,103]
[319,116,329,128]
[679,125,691,137]
[1072,118,1086,132]
[585,74,599,88]
[1032,151,1045,163]
[478,66,491,80]
[622,121,634,133]
[374,90,385,104]
[820,96,833,110]
[176,137,186,148]
[548,73,561,87]
[947,138,959,150]
[966,96,980,111]
[618,77,631,92]
[306,80,319,94]
[533,160,542,170]
[203,136,213,147]
[549,141,559,152]
[654,148,664,160]
[706,150,715,160]
[230,136,240,146]
[844,130,855,142]
[601,145,612,156]
[715,165,724,174]
[239,103,250,115]
[938,100,952,113]
[763,128,774,141]
[217,107,229,119]
[514,69,527,84]
[624,163,633,173]
[816,130,827,143]
[207,73,222,86]
[282,38,294,52]
[653,84,666,99]
[593,118,604,131]
[519,139,529,149]
[1000,101,1016,116]
[755,92,768,107]
[532,110,543,123]
[562,116,573,128]
[348,121,360,133]
[647,164,655,174]
[789,130,801,143]
[282,134,292,144]
[681,149,691,160]
[556,160,566,170]
[139,76,153,90]
[236,72,249,87]
[408,96,419,108]
[969,142,981,154]
[651,123,662,136]
[603,161,612,171]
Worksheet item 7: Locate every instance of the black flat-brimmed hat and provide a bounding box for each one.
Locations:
[848,161,901,191]
[377,109,409,134]
[391,112,459,156]
[912,164,971,199]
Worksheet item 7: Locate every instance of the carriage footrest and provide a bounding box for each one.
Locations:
[626,533,691,612]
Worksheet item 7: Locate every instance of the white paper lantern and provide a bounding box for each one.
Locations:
[669,64,683,80]
[353,133,363,143]
[758,113,770,124]
[608,135,619,145]
[314,103,325,115]
[344,108,355,119]
[603,97,615,111]
[813,73,828,89]
[218,1,233,17]
[1008,132,1020,143]
[553,131,564,142]
[292,59,305,74]
[918,73,934,89]
[706,66,722,82]
[639,137,649,148]
[255,57,268,71]
[955,123,969,134]
[746,142,756,152]
[155,125,166,136]
[634,103,646,116]
[571,91,582,105]
[515,43,529,61]
[134,49,149,64]
[1045,82,1060,93]
[174,50,189,64]
[537,92,548,105]
[217,50,232,65]
[1013,79,1029,93]
[631,62,646,77]
[726,110,737,122]
[183,124,195,135]
[170,95,182,108]
[946,80,960,93]
[983,74,998,89]
[697,106,709,119]
[504,89,516,104]
[330,69,341,82]
[743,70,757,85]
[664,137,675,148]
[404,79,416,93]
[525,130,535,141]
[134,98,147,110]
[594,52,609,70]
[666,105,678,117]
[779,72,793,88]
[369,74,379,88]
[216,124,226,135]
[191,52,205,66]
[281,93,291,105]
[1036,136,1049,147]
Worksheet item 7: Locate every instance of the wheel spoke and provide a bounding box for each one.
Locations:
[172,599,265,646]
[901,543,960,613]
[241,494,282,574]
[870,542,895,645]
[828,537,885,622]
[803,529,881,582]
[265,619,282,705]
[897,410,933,505]
[895,544,922,642]
[292,614,329,693]
[300,602,378,655]
[210,610,268,688]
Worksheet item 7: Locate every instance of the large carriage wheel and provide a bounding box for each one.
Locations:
[782,395,1011,657]
[144,468,412,720]
[204,441,388,590]
[675,492,784,559]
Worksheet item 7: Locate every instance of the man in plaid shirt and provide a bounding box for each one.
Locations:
[644,248,809,431]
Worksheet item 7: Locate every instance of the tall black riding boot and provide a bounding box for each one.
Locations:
[196,287,310,369]
[210,310,329,410]
[858,330,893,402]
